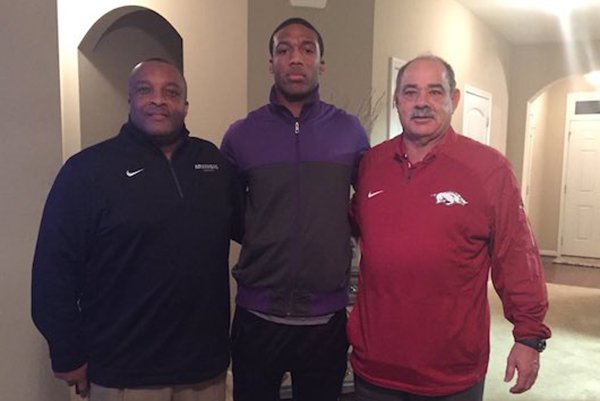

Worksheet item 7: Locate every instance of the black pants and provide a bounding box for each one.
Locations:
[231,306,349,401]
[353,375,485,401]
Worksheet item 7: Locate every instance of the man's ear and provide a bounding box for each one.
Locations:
[451,88,461,110]
[269,58,274,74]
[319,59,326,74]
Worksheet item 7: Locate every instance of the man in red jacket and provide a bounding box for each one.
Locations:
[347,54,551,401]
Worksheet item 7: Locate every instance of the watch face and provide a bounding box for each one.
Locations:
[538,339,547,352]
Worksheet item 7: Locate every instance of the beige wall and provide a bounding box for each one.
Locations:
[0,2,67,401]
[370,0,512,151]
[247,0,375,131]
[58,0,247,157]
[527,77,598,252]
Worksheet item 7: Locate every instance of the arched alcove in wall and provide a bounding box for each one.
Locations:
[522,74,599,254]
[78,6,183,148]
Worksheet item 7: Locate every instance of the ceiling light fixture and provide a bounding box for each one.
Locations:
[585,71,600,86]
[289,0,327,8]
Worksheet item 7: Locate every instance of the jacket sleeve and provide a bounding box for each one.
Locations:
[31,158,92,372]
[488,162,551,341]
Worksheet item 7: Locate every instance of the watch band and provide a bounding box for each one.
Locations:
[517,338,546,352]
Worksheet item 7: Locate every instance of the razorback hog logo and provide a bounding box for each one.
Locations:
[432,191,468,206]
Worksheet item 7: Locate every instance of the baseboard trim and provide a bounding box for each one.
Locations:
[539,249,558,257]
[553,256,600,269]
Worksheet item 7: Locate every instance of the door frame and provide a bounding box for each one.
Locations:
[557,91,600,257]
[521,105,536,211]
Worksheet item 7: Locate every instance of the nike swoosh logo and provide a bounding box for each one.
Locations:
[367,190,384,199]
[126,168,144,177]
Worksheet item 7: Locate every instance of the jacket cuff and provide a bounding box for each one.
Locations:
[51,352,87,373]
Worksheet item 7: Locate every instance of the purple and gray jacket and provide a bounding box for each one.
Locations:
[221,86,369,317]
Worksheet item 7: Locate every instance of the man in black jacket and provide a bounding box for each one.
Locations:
[32,59,241,401]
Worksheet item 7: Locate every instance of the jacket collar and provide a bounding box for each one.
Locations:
[395,126,457,165]
[120,119,190,154]
[267,85,321,119]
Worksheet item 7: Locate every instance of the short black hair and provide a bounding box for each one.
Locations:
[395,54,457,93]
[268,17,324,57]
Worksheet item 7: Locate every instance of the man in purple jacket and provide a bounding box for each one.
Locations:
[221,17,369,401]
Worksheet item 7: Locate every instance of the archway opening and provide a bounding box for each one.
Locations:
[522,74,599,255]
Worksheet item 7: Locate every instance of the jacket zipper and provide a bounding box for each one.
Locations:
[287,118,301,315]
[167,162,184,198]
[166,152,184,199]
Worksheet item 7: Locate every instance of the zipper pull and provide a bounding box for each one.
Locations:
[294,121,300,135]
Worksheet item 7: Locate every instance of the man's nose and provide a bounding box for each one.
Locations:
[149,90,167,104]
[415,90,429,104]
[289,48,304,64]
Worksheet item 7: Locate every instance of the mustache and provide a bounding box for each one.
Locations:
[411,107,434,118]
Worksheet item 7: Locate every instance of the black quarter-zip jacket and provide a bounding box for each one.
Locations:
[32,122,242,387]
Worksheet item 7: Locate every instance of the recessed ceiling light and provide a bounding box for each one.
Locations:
[290,0,327,8]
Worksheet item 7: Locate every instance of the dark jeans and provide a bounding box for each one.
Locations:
[232,306,349,401]
[353,375,485,401]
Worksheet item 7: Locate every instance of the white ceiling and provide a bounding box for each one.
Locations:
[455,0,600,45]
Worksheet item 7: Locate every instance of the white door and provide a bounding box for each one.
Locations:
[561,119,600,258]
[462,86,491,145]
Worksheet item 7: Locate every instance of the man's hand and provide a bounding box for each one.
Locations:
[54,363,89,398]
[504,342,540,393]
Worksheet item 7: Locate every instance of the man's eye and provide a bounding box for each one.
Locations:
[136,87,151,95]
[275,44,289,54]
[165,89,180,98]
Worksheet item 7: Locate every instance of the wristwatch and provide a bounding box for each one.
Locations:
[517,338,547,352]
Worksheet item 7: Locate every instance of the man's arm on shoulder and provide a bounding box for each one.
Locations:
[348,114,370,188]
[220,121,243,167]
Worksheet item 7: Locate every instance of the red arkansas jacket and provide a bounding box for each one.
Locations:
[348,128,550,395]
